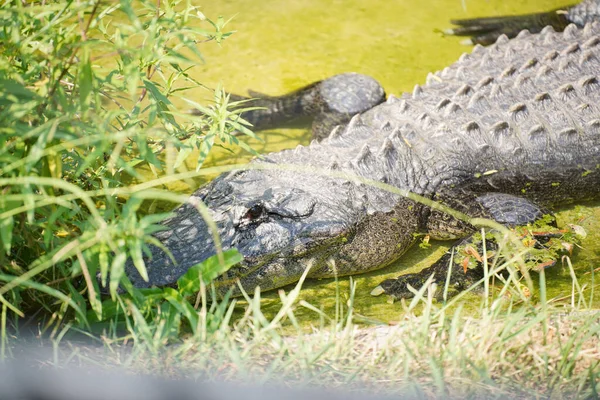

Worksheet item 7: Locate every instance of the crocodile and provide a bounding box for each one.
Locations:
[126,18,600,299]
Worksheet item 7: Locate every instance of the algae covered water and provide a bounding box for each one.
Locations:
[179,0,600,321]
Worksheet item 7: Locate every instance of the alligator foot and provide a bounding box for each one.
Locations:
[372,217,585,301]
[446,7,570,45]
[372,236,486,300]
[228,73,385,140]
[371,191,587,301]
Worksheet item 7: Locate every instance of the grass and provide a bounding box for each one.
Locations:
[31,245,598,399]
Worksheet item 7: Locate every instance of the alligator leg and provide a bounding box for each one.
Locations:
[374,193,554,300]
[447,7,570,45]
[230,73,385,140]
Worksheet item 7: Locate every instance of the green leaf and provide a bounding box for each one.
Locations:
[98,247,109,287]
[174,146,193,169]
[0,215,13,254]
[131,242,149,282]
[79,47,93,112]
[143,79,172,106]
[163,288,198,333]
[196,134,214,170]
[109,252,127,296]
[177,248,242,296]
[157,301,182,338]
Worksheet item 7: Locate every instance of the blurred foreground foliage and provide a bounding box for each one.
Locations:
[0,0,252,345]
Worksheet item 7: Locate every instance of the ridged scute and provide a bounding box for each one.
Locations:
[262,22,600,214]
[583,36,600,48]
[579,75,600,93]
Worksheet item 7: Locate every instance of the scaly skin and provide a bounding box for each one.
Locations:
[126,22,600,298]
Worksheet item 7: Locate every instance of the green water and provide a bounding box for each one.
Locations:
[176,0,600,321]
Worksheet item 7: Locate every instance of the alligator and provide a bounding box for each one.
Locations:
[125,12,600,299]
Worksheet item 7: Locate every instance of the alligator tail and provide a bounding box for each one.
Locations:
[447,7,571,45]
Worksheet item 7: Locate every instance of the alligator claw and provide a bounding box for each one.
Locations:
[370,285,386,297]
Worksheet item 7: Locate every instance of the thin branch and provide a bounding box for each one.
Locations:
[47,0,100,99]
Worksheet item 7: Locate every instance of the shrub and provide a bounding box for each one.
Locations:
[0,0,251,342]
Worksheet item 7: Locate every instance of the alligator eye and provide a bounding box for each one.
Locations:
[243,203,264,220]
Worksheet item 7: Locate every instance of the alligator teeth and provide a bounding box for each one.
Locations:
[522,40,534,52]
[504,46,517,60]
[417,112,434,128]
[583,23,595,38]
[454,66,466,79]
[388,127,403,142]
[309,139,321,147]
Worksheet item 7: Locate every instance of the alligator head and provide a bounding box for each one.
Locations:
[125,160,420,295]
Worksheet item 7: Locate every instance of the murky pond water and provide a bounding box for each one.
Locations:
[168,0,600,321]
